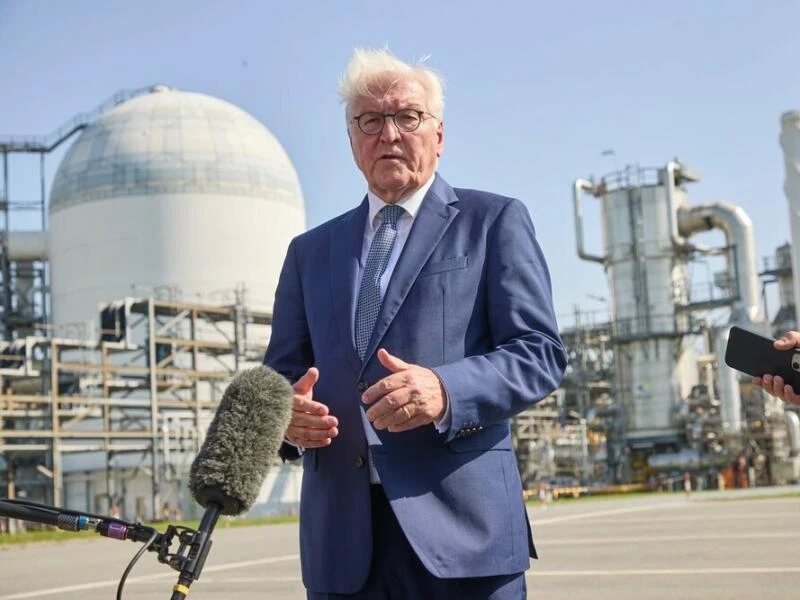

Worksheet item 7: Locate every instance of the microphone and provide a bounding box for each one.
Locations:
[170,365,293,599]
[0,498,162,546]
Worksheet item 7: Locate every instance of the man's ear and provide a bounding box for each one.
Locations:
[436,120,444,158]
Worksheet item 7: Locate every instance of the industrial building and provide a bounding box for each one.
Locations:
[516,156,800,493]
[1,87,799,529]
[0,86,305,528]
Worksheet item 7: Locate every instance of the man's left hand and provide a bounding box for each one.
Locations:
[363,348,446,432]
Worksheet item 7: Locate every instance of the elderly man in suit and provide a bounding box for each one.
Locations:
[264,47,567,599]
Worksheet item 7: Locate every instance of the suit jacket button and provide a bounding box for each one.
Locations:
[355,455,366,468]
[357,381,369,392]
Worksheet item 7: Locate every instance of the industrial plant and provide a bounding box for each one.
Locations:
[516,157,800,494]
[1,86,799,528]
[0,86,305,528]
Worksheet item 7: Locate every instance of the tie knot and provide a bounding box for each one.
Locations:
[379,204,404,227]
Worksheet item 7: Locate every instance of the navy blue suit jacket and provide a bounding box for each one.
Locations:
[265,174,567,594]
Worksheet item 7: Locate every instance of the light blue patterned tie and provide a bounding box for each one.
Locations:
[355,204,404,359]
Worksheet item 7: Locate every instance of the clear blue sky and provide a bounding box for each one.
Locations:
[2,0,798,329]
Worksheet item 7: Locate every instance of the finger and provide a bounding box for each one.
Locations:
[365,388,407,421]
[287,425,338,441]
[782,384,799,404]
[286,428,339,449]
[362,373,406,405]
[774,331,800,349]
[377,348,412,373]
[287,424,339,443]
[293,394,331,416]
[752,376,763,386]
[290,411,338,429]
[763,375,775,398]
[372,403,413,430]
[288,435,334,449]
[771,375,786,399]
[388,414,429,433]
[774,338,795,350]
[293,367,320,395]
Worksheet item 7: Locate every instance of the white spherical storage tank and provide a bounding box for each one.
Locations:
[48,85,305,329]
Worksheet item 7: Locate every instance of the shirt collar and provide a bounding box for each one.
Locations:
[366,173,436,232]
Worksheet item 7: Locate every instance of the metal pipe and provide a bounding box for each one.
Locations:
[663,160,704,250]
[39,151,49,338]
[677,202,762,323]
[786,410,800,457]
[39,152,46,231]
[2,152,11,340]
[573,178,605,263]
[663,160,692,250]
[148,298,160,520]
[51,338,63,507]
[780,110,800,328]
[5,231,48,261]
[714,326,742,434]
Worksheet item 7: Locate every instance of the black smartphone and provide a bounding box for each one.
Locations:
[724,325,800,393]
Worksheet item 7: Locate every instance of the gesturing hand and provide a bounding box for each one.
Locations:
[285,367,339,448]
[363,349,447,433]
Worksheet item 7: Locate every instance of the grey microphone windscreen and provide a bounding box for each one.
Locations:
[188,365,293,516]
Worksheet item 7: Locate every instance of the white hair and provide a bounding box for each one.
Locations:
[338,47,445,121]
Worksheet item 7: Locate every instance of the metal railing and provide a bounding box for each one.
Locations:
[0,86,154,153]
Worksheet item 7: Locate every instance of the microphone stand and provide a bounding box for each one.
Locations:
[169,503,221,599]
[0,497,219,599]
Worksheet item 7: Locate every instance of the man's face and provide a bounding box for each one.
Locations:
[348,77,444,204]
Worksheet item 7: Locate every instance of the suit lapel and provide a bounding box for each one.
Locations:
[361,175,460,364]
[330,198,368,369]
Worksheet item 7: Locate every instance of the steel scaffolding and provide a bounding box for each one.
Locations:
[0,86,153,342]
[0,296,271,523]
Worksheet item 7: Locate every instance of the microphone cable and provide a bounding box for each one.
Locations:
[117,527,160,600]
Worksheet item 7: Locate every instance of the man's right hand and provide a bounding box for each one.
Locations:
[285,367,339,448]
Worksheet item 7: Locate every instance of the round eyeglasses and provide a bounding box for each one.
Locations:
[351,109,438,135]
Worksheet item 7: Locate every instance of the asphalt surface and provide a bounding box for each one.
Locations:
[0,486,798,599]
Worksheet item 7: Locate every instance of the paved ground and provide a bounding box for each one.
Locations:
[0,486,798,599]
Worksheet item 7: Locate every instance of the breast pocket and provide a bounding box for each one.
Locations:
[418,255,469,278]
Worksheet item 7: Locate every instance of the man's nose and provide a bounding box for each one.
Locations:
[379,116,402,142]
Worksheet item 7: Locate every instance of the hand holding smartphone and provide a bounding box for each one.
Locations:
[724,326,800,395]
